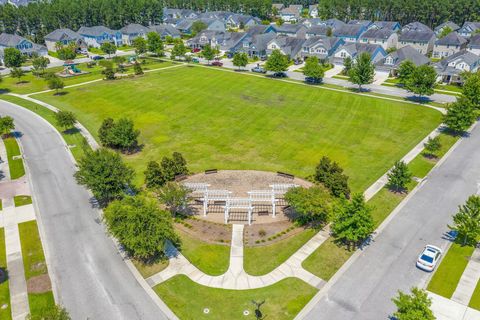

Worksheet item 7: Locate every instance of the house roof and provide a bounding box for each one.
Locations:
[306,25,329,36]
[272,24,305,34]
[272,3,284,10]
[361,28,395,40]
[435,31,466,46]
[337,42,384,58]
[250,32,276,51]
[45,28,81,42]
[246,25,271,36]
[434,21,460,33]
[308,5,317,11]
[149,24,181,37]
[333,24,364,38]
[120,23,149,35]
[0,32,28,47]
[399,30,435,42]
[280,6,300,16]
[469,34,480,47]
[459,22,480,34]
[323,18,346,30]
[437,50,480,67]
[347,20,372,28]
[78,26,117,36]
[402,22,433,33]
[302,35,341,51]
[388,45,430,66]
[270,35,305,57]
[370,21,400,30]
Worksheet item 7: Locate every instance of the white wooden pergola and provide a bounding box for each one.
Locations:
[183,182,210,193]
[201,189,232,216]
[223,198,254,225]
[269,183,298,196]
[247,190,279,217]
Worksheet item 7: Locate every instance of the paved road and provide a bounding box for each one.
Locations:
[300,122,480,319]
[0,101,169,319]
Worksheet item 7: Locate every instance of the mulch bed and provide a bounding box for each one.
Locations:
[27,274,52,293]
[175,217,232,244]
[244,220,305,247]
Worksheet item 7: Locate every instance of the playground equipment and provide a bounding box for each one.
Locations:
[58,60,85,77]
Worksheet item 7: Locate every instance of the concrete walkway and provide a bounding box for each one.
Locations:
[429,292,480,320]
[0,138,10,182]
[147,225,329,290]
[452,248,480,305]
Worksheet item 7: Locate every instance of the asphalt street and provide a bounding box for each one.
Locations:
[0,100,169,319]
[300,122,480,320]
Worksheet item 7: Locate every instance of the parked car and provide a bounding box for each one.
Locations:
[416,245,442,272]
[305,76,321,84]
[227,52,234,59]
[211,61,223,67]
[192,48,201,53]
[251,66,266,73]
[273,72,287,78]
[92,55,104,61]
[192,57,200,63]
[260,56,267,61]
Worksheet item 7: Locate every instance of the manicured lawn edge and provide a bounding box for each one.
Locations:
[154,275,317,320]
[0,228,11,320]
[469,278,480,310]
[3,136,25,179]
[132,258,169,279]
[14,195,32,207]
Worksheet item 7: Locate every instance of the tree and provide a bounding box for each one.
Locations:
[171,42,186,60]
[31,56,49,76]
[326,27,333,37]
[104,195,179,261]
[147,32,164,56]
[144,152,188,188]
[462,72,480,110]
[103,65,116,80]
[54,111,76,130]
[443,99,476,134]
[342,56,353,75]
[332,194,374,249]
[133,62,143,75]
[57,43,77,61]
[172,152,188,176]
[98,118,115,146]
[387,161,412,192]
[423,136,441,157]
[349,52,374,90]
[405,65,437,98]
[448,195,480,246]
[439,26,453,39]
[392,287,435,320]
[10,67,24,83]
[99,118,140,152]
[265,49,289,75]
[284,185,332,225]
[314,156,350,198]
[4,48,24,67]
[157,182,191,216]
[132,37,147,55]
[100,42,117,57]
[191,21,207,35]
[144,160,164,189]
[47,76,65,94]
[303,56,325,83]
[74,148,134,206]
[202,44,215,64]
[232,52,248,70]
[397,60,416,85]
[26,304,71,320]
[0,116,15,136]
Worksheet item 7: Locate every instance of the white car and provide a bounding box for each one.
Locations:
[416,245,442,272]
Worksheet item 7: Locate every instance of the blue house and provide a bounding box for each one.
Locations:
[0,33,47,57]
[333,24,367,42]
[78,26,122,48]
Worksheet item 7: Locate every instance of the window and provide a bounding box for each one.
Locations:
[340,51,347,58]
[243,42,249,48]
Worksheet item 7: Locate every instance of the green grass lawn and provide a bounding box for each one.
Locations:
[3,136,25,179]
[33,65,442,190]
[244,229,317,276]
[427,242,475,298]
[178,230,230,276]
[469,279,480,310]
[154,275,317,320]
[0,228,11,320]
[14,195,32,207]
[132,258,169,278]
[28,292,55,317]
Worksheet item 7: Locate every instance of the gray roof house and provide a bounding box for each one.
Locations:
[272,24,307,39]
[433,31,467,59]
[267,35,306,60]
[175,18,226,34]
[434,21,460,36]
[226,14,258,29]
[229,32,276,58]
[332,42,387,64]
[333,24,367,42]
[467,34,480,55]
[0,32,47,56]
[359,28,398,49]
[458,22,480,38]
[120,23,150,45]
[308,5,318,18]
[279,5,302,22]
[434,50,480,83]
[369,21,401,31]
[376,45,430,74]
[187,30,228,49]
[149,24,181,39]
[44,28,86,52]
[272,3,285,11]
[398,29,435,55]
[323,19,346,31]
[306,25,330,38]
[402,22,433,33]
[300,36,344,60]
[347,20,373,28]
[77,26,122,48]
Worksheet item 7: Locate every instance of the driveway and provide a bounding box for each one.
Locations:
[324,64,343,78]
[373,70,390,85]
[0,100,171,319]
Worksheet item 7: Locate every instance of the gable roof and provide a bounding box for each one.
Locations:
[333,24,365,38]
[435,31,466,46]
[0,32,30,47]
[323,18,346,30]
[399,30,435,42]
[459,22,480,34]
[269,35,305,57]
[469,34,480,47]
[437,50,480,67]
[306,25,330,36]
[246,25,272,36]
[272,24,305,34]
[370,21,400,30]
[45,28,81,42]
[149,24,181,37]
[387,45,430,66]
[361,28,395,40]
[347,20,372,28]
[272,3,284,10]
[336,42,384,58]
[302,35,341,51]
[434,21,460,34]
[402,22,433,33]
[120,23,149,35]
[78,26,117,37]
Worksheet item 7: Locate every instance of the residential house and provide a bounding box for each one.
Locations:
[308,5,318,18]
[434,50,480,83]
[369,21,401,31]
[432,31,467,59]
[187,30,228,49]
[375,45,430,75]
[333,24,366,42]
[347,20,372,29]
[78,26,122,48]
[230,32,276,58]
[266,35,305,60]
[163,8,198,20]
[300,36,344,60]
[149,24,182,39]
[272,24,307,38]
[434,21,460,36]
[226,14,258,29]
[246,24,275,36]
[333,42,387,64]
[398,29,435,54]
[467,34,480,55]
[301,18,323,28]
[0,33,47,57]
[175,18,226,34]
[359,28,398,50]
[272,3,285,12]
[458,22,480,38]
[44,28,86,52]
[402,22,433,33]
[323,18,346,31]
[279,5,302,22]
[306,25,330,38]
[120,23,149,45]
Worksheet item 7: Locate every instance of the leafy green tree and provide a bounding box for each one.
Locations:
[54,111,76,130]
[387,161,412,192]
[462,72,480,110]
[191,21,207,35]
[147,32,164,56]
[112,55,126,65]
[98,118,115,146]
[284,185,332,225]
[26,304,71,320]
[405,65,437,97]
[303,56,325,83]
[157,182,191,216]
[47,76,65,94]
[133,62,143,75]
[103,65,116,80]
[349,52,374,90]
[314,156,350,198]
[265,49,289,75]
[171,42,186,60]
[202,44,215,64]
[0,116,15,136]
[10,67,24,83]
[397,60,416,85]
[392,287,435,320]
[132,37,147,55]
[31,56,49,76]
[100,42,117,57]
[4,48,25,67]
[74,148,134,206]
[448,195,480,246]
[144,160,164,189]
[443,99,476,133]
[232,52,248,70]
[104,195,179,261]
[342,56,352,75]
[439,26,453,39]
[172,152,188,176]
[423,136,441,157]
[57,43,77,60]
[332,194,374,249]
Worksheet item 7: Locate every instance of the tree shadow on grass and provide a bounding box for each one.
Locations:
[439,126,471,138]
[405,95,433,104]
[53,91,69,96]
[63,127,80,135]
[0,88,11,94]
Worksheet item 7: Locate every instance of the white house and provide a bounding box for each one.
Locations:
[359,28,398,50]
[432,31,467,59]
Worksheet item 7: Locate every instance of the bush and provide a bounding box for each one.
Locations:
[314,156,350,198]
[423,136,441,157]
[387,161,412,192]
[97,117,140,152]
[258,229,267,237]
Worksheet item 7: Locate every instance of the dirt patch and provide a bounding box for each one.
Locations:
[175,217,232,244]
[30,262,47,274]
[27,274,52,293]
[244,220,305,247]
